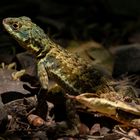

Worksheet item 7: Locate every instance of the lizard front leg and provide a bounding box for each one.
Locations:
[35,60,48,120]
[37,60,49,90]
[37,61,80,137]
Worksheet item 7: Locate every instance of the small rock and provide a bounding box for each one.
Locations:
[90,123,100,135]
[112,44,140,77]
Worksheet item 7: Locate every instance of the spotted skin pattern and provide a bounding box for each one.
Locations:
[3,16,108,95]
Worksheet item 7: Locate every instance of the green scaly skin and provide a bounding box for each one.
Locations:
[2,16,109,95]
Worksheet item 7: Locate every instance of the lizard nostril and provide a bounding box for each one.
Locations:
[2,19,7,24]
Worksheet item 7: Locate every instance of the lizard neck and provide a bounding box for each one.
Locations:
[35,37,55,59]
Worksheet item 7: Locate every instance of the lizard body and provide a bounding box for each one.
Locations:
[3,16,108,95]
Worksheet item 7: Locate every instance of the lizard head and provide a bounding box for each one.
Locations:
[3,16,46,56]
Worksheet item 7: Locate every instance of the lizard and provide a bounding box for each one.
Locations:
[2,16,110,95]
[2,16,115,137]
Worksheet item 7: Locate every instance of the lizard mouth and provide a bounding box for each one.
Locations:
[2,18,16,38]
[2,18,25,44]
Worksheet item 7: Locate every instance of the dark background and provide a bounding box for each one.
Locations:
[1,0,140,44]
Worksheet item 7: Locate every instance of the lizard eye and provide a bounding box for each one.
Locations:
[12,22,21,30]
